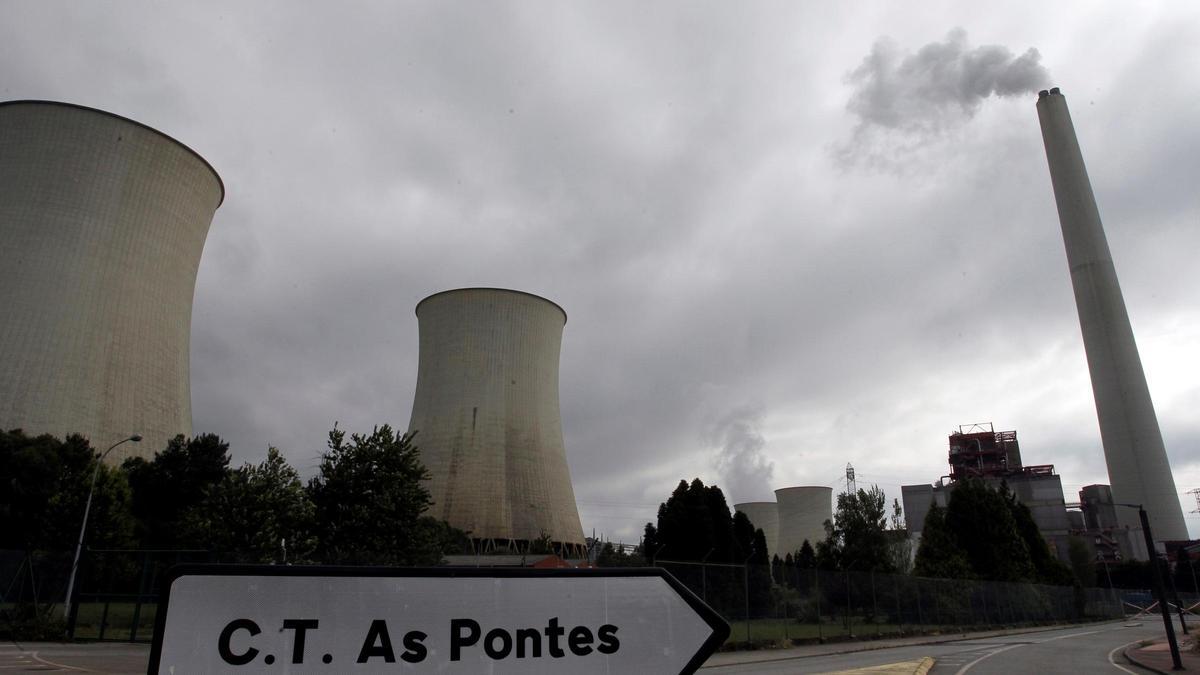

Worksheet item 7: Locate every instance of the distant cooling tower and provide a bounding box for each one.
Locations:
[774,486,832,558]
[0,101,223,464]
[407,288,586,555]
[734,501,779,559]
[1037,88,1187,547]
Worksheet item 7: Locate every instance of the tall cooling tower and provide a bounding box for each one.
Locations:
[1037,88,1187,546]
[734,501,779,559]
[0,101,223,465]
[774,486,832,558]
[408,288,586,555]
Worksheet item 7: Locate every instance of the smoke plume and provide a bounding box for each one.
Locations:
[709,406,775,504]
[845,28,1050,135]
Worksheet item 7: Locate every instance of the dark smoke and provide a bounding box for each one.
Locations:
[845,28,1050,134]
[709,406,775,504]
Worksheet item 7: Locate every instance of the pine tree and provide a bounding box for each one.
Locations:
[1002,482,1073,585]
[913,503,972,579]
[943,479,1034,582]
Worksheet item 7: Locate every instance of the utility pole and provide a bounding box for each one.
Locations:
[1117,503,1183,670]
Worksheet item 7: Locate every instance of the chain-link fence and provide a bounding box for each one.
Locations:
[5,549,1191,646]
[655,559,1179,647]
[2,549,238,642]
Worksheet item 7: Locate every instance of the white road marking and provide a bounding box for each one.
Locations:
[953,628,1116,673]
[1035,630,1101,642]
[29,652,91,672]
[1107,639,1148,675]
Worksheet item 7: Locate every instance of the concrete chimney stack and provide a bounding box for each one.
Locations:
[1036,88,1188,550]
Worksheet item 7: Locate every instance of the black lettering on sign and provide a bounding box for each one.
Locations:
[357,620,396,663]
[401,630,428,664]
[544,617,566,658]
[515,627,541,658]
[568,626,594,656]
[281,619,318,664]
[483,628,513,659]
[450,618,480,661]
[218,619,261,665]
[597,624,620,654]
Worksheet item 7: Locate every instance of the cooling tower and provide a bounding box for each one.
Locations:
[407,288,586,555]
[0,101,223,465]
[1037,88,1187,547]
[774,486,832,558]
[734,501,779,559]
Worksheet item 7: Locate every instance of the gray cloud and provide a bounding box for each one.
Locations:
[3,3,1198,543]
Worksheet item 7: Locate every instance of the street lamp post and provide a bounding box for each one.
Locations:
[1116,503,1183,671]
[62,434,141,623]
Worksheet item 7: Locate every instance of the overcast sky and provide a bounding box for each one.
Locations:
[4,1,1198,542]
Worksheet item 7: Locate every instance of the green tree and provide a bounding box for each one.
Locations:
[731,511,771,614]
[888,498,914,574]
[796,540,816,569]
[654,478,743,563]
[0,429,135,552]
[181,447,317,562]
[943,479,1034,582]
[912,503,972,580]
[307,425,449,564]
[649,478,749,617]
[123,433,231,547]
[817,485,895,572]
[596,542,646,567]
[640,522,661,563]
[1003,483,1073,585]
[527,531,554,555]
[656,479,738,563]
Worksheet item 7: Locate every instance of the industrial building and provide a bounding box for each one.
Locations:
[733,501,779,558]
[0,101,223,464]
[902,424,1072,561]
[407,288,586,556]
[735,486,832,560]
[1037,88,1188,551]
[1069,484,1128,563]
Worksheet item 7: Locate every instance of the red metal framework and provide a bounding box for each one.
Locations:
[947,423,1026,480]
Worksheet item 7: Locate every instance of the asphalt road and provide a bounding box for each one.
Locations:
[0,641,149,673]
[702,621,1164,674]
[1,621,1165,673]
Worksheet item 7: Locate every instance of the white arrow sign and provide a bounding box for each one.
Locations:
[148,565,729,674]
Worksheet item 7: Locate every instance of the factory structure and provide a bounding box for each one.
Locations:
[407,288,587,556]
[1036,88,1188,552]
[0,101,223,464]
[902,89,1200,563]
[735,486,833,560]
[902,424,1074,561]
[901,421,1191,564]
[4,89,1186,568]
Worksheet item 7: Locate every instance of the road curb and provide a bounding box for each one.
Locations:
[914,656,935,675]
[1123,643,1168,675]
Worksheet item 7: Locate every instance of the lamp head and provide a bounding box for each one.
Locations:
[130,434,143,442]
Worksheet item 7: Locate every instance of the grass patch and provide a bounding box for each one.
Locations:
[72,601,157,641]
